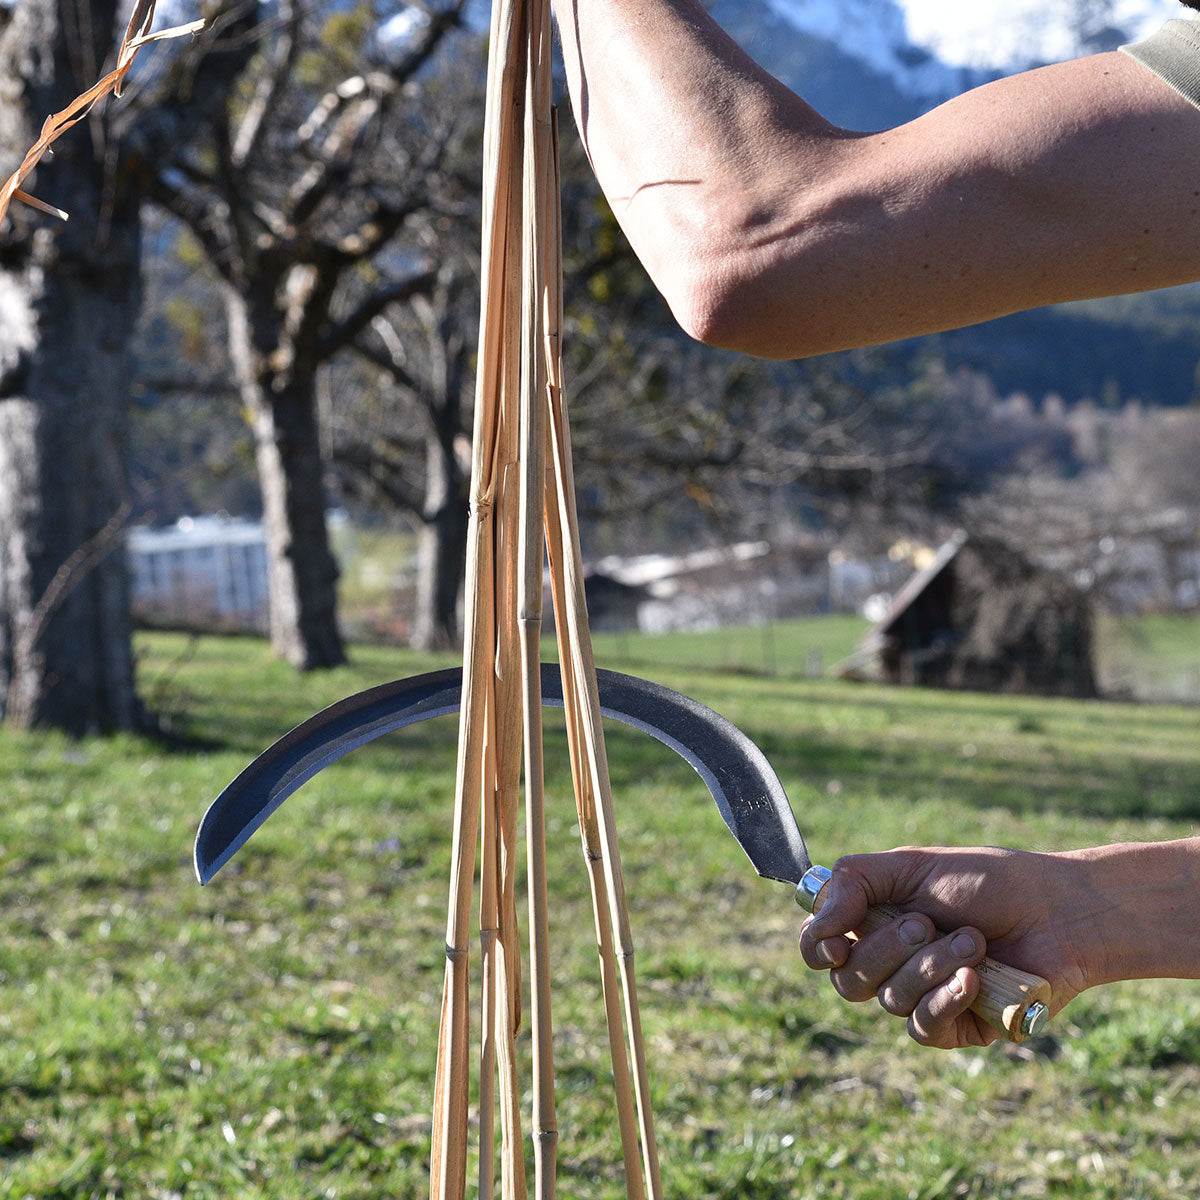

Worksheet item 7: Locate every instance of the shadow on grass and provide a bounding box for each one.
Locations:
[752,726,1200,823]
[595,707,1200,825]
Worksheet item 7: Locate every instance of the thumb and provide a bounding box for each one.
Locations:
[806,851,912,939]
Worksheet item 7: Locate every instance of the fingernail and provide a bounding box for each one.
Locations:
[946,971,964,996]
[899,919,928,946]
[951,933,977,958]
[814,941,836,966]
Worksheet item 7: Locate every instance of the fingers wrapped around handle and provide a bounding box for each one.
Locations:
[798,865,1051,1042]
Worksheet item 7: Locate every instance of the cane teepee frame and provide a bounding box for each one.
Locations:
[430,1,662,1197]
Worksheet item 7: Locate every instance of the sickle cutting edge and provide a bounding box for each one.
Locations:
[195,663,1049,1041]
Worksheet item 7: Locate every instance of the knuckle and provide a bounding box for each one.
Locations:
[829,968,872,1003]
[829,853,869,889]
[915,949,949,985]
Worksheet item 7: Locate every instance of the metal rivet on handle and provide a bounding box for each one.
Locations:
[1022,1001,1049,1039]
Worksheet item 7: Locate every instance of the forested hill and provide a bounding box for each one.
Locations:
[880,288,1200,408]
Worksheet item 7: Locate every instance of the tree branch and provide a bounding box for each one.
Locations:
[231,0,301,167]
[142,169,239,283]
[317,270,436,361]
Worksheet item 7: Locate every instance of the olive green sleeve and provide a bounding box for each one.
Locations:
[1121,18,1200,111]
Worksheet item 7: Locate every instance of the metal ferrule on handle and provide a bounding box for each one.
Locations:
[795,865,1050,1042]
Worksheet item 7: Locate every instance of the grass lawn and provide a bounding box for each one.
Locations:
[1,627,1199,1198]
[1096,613,1200,703]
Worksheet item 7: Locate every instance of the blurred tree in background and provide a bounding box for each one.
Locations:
[0,0,139,732]
[0,0,255,731]
[140,0,469,667]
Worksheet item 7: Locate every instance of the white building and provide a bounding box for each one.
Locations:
[128,516,269,632]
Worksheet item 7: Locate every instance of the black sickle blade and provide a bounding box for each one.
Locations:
[194,663,811,887]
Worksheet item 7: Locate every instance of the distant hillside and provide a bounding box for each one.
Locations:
[895,289,1200,406]
[708,0,948,128]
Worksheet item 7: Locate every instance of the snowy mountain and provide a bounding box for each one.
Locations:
[450,0,1185,115]
[894,0,1179,75]
[710,0,1186,123]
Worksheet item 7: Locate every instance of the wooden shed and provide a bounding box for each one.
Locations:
[845,531,1098,698]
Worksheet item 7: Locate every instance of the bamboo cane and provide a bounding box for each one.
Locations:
[520,3,559,1196]
[541,291,666,1200]
[431,0,526,1195]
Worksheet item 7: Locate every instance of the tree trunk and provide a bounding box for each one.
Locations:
[411,428,469,651]
[0,0,139,733]
[226,289,346,668]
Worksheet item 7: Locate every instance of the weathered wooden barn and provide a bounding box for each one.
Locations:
[847,532,1098,697]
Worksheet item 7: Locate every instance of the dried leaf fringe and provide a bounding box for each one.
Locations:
[0,0,205,225]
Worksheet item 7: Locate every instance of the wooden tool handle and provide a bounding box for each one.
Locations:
[803,870,1051,1042]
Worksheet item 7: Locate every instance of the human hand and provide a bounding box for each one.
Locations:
[798,846,1092,1049]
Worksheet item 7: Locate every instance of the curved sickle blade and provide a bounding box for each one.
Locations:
[194,663,811,887]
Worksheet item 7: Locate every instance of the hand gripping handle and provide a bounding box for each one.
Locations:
[796,866,1050,1042]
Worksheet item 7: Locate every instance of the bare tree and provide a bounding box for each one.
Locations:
[0,0,269,729]
[141,0,468,667]
[334,262,477,650]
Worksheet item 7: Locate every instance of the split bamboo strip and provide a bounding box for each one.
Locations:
[478,708,501,1200]
[534,59,664,1192]
[519,3,559,1197]
[543,327,666,1200]
[544,500,647,1200]
[431,0,526,1194]
[492,460,530,1200]
[493,462,529,1200]
[529,13,661,1194]
[536,92,649,1200]
[429,504,492,1200]
[479,0,530,1194]
[0,0,205,224]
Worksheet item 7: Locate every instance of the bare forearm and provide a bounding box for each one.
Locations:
[1062,838,1200,986]
[551,4,1200,360]
[550,0,853,350]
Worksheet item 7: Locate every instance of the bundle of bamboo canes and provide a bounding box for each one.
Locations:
[429,1,663,1197]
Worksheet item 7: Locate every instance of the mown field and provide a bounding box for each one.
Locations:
[2,625,1199,1199]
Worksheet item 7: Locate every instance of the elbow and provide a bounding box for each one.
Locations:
[672,270,754,354]
[668,258,803,361]
[645,151,890,359]
[657,216,852,360]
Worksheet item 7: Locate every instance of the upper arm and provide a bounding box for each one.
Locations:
[700,51,1200,358]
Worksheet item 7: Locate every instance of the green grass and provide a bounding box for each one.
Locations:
[1097,613,1200,702]
[1,627,1199,1198]
[584,615,869,680]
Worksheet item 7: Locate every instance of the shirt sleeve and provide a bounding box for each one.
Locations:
[1121,18,1200,111]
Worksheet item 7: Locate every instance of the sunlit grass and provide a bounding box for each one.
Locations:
[0,627,1197,1197]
